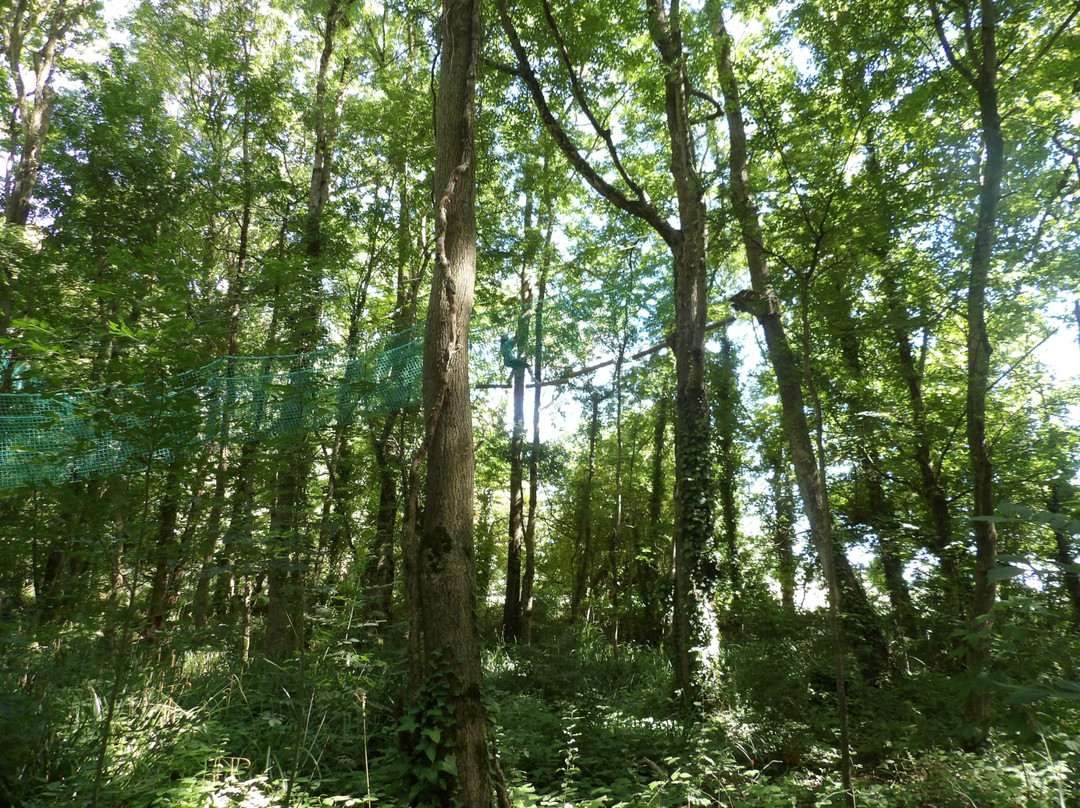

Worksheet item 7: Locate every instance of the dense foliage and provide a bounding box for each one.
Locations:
[1,0,1078,805]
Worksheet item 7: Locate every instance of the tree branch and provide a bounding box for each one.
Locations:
[540,0,648,203]
[495,0,677,247]
[929,1,976,86]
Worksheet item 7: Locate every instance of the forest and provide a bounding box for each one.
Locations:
[1,0,1079,805]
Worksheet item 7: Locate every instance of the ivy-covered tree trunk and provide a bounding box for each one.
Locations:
[499,0,717,694]
[645,0,716,698]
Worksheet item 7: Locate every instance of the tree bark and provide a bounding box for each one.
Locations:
[645,0,717,698]
[412,0,490,803]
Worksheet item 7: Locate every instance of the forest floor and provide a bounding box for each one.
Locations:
[1,610,1077,807]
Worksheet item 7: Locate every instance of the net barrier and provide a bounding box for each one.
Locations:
[0,297,569,490]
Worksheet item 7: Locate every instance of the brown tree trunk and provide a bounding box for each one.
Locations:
[410,0,490,803]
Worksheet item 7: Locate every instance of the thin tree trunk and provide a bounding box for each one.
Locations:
[714,334,741,609]
[146,467,181,638]
[930,0,1004,736]
[639,392,669,642]
[502,275,530,642]
[194,143,250,628]
[609,350,625,651]
[572,391,601,622]
[368,416,399,623]
[521,232,548,644]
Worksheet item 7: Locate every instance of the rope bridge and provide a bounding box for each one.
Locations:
[0,297,594,490]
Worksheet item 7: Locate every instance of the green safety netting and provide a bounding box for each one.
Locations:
[0,299,556,491]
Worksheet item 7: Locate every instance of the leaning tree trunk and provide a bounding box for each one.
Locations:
[710,2,853,799]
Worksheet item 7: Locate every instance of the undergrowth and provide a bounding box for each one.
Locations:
[1,616,1077,807]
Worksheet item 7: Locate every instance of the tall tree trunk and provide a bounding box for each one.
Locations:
[413,0,490,803]
[502,273,530,642]
[609,349,626,650]
[522,219,549,644]
[645,0,717,698]
[194,131,252,628]
[711,3,853,798]
[930,0,1003,736]
[571,391,601,622]
[264,0,349,660]
[499,0,716,694]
